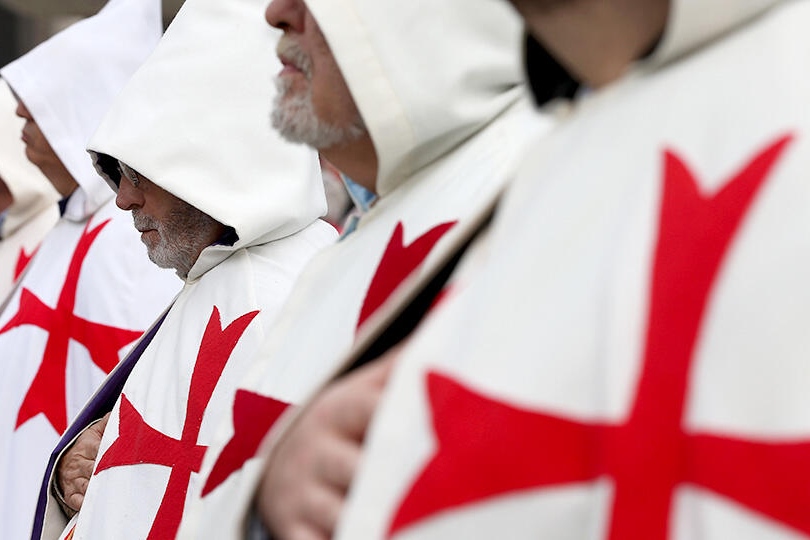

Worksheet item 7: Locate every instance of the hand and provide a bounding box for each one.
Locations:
[257,353,398,540]
[56,412,110,514]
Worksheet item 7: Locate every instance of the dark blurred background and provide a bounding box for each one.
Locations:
[0,0,186,66]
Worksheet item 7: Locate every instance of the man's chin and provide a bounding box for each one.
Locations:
[146,253,170,270]
[145,245,171,269]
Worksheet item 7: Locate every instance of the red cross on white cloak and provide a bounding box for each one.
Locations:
[200,389,289,497]
[357,220,456,329]
[388,134,810,538]
[14,245,37,280]
[200,220,458,495]
[94,306,258,540]
[0,219,143,434]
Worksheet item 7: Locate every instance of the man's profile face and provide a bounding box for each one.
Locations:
[13,98,78,197]
[115,163,225,278]
[265,0,366,150]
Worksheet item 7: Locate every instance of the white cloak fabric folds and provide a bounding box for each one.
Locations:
[0,2,181,539]
[176,0,552,536]
[42,0,334,538]
[0,79,59,302]
[338,1,810,539]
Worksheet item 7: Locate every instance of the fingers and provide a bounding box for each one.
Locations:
[257,353,400,539]
[56,414,110,512]
[58,452,92,512]
[64,478,88,512]
[322,352,399,442]
[298,482,344,534]
[313,433,361,492]
[91,412,111,436]
[284,523,331,540]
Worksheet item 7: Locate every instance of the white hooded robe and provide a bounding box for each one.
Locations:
[0,79,59,303]
[36,0,336,538]
[336,1,810,539]
[0,1,181,538]
[176,0,553,536]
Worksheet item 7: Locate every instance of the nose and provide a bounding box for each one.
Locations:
[14,99,32,121]
[265,0,305,32]
[115,176,145,211]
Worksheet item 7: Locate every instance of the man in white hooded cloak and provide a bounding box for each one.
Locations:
[0,1,181,538]
[287,0,810,539]
[174,0,558,537]
[32,0,336,538]
[0,79,60,303]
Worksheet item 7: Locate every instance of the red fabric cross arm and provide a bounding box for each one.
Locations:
[14,245,37,280]
[95,306,259,540]
[201,389,289,497]
[389,135,810,539]
[0,219,143,433]
[357,221,456,330]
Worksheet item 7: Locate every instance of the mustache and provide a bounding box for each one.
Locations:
[276,37,313,80]
[132,210,159,232]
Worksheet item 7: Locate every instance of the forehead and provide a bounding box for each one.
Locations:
[118,160,188,204]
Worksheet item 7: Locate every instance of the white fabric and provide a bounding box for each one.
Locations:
[176,0,552,536]
[87,0,328,279]
[648,0,778,67]
[340,1,810,538]
[0,79,59,302]
[0,2,181,539]
[66,222,333,540]
[48,0,336,538]
[0,202,180,540]
[0,0,164,219]
[309,0,529,197]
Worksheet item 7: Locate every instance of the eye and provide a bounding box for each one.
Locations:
[118,162,142,188]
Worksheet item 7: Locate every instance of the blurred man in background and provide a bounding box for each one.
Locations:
[0,0,180,537]
[307,1,810,539]
[178,0,554,537]
[0,78,59,302]
[33,0,335,538]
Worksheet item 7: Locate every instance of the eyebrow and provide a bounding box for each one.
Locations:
[117,161,143,186]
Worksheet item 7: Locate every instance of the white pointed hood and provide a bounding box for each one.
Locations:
[647,0,781,68]
[0,0,164,220]
[304,0,526,197]
[88,0,326,279]
[0,79,59,237]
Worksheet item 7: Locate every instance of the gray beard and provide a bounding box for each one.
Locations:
[133,202,219,279]
[270,76,366,149]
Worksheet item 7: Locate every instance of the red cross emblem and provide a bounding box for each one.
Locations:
[14,245,37,280]
[197,220,458,496]
[201,389,289,496]
[388,135,810,538]
[94,306,258,539]
[0,219,143,433]
[357,221,456,329]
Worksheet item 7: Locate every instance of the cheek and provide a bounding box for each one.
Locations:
[25,131,58,163]
[311,62,356,124]
[23,144,53,171]
[308,28,354,121]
